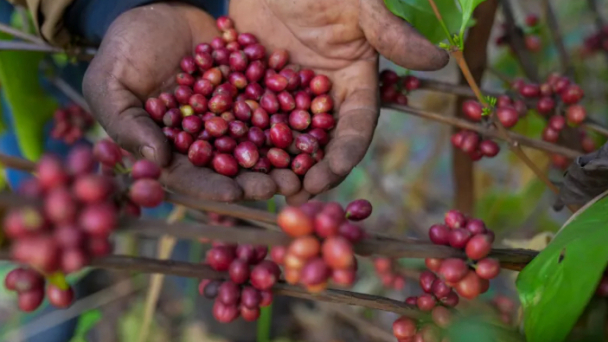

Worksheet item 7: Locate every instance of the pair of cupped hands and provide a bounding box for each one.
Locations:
[83,0,448,205]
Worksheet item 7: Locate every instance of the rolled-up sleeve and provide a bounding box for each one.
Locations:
[7,0,75,46]
[8,0,223,47]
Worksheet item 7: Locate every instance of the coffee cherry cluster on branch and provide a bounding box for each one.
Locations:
[511,72,594,168]
[423,210,500,302]
[451,129,500,162]
[451,97,526,161]
[3,140,165,312]
[391,211,500,342]
[404,211,498,312]
[273,199,371,292]
[50,104,95,145]
[580,25,608,57]
[3,267,71,312]
[495,14,542,52]
[393,312,450,342]
[372,257,407,290]
[200,243,277,323]
[523,73,590,138]
[144,16,333,177]
[379,70,420,105]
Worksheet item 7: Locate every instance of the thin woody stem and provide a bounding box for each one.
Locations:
[423,1,575,212]
[426,0,457,46]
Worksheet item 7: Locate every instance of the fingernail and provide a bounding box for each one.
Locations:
[140,146,156,162]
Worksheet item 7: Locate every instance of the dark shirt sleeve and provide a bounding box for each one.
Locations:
[64,0,225,46]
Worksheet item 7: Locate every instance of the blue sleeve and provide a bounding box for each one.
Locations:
[64,0,227,46]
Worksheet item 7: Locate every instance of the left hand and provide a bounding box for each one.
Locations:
[230,0,449,205]
[83,3,278,202]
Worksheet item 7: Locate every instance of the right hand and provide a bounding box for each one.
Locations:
[83,3,299,202]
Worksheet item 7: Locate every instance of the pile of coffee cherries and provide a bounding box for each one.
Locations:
[372,257,407,290]
[3,140,165,312]
[144,16,334,177]
[379,69,420,105]
[496,14,542,52]
[272,199,371,292]
[50,104,95,145]
[200,244,277,322]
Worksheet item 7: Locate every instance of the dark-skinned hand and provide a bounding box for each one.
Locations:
[83,1,448,204]
[83,3,273,202]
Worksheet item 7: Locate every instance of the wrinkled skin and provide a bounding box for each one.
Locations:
[83,1,448,204]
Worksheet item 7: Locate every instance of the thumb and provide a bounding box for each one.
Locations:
[83,67,172,167]
[359,0,449,71]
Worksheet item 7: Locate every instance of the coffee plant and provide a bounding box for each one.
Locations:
[0,2,608,342]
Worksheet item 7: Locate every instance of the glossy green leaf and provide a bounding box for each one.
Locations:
[383,0,462,44]
[69,310,102,342]
[457,0,486,38]
[0,33,57,161]
[516,193,608,342]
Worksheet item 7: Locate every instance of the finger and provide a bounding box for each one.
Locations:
[326,87,379,176]
[160,154,243,202]
[302,159,345,195]
[286,189,313,206]
[269,169,302,196]
[83,61,172,167]
[360,0,449,70]
[235,172,277,200]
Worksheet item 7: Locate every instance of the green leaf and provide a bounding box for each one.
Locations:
[383,0,462,44]
[0,33,58,161]
[516,192,608,342]
[69,310,102,342]
[457,0,487,39]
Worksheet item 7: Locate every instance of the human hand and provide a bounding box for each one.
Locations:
[83,3,281,202]
[229,0,449,205]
